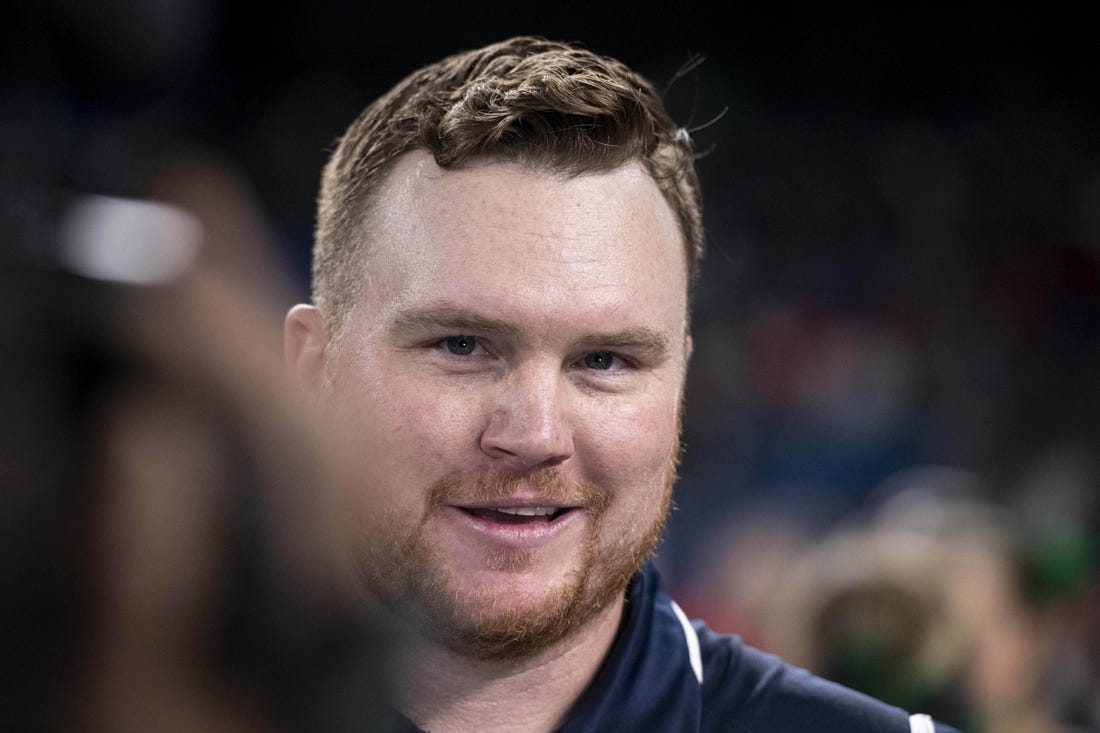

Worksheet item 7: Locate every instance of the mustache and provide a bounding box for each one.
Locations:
[427,469,610,517]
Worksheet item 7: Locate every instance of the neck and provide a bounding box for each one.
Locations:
[394,595,624,733]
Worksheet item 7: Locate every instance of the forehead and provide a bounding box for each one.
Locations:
[357,150,688,331]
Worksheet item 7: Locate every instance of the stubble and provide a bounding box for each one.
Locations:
[356,462,675,660]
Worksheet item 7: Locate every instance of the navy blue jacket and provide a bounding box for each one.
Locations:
[403,562,960,732]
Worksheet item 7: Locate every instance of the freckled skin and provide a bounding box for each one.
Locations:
[322,150,690,655]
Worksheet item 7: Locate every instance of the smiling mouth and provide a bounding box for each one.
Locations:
[459,506,575,525]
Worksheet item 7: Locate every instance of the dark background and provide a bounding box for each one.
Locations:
[5,0,1098,610]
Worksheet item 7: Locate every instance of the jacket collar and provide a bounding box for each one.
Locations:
[557,561,701,731]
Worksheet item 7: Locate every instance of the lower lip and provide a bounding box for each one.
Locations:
[442,506,583,547]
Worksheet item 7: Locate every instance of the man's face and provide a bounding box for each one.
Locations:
[323,150,689,658]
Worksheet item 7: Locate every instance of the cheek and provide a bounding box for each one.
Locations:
[341,369,488,483]
[387,378,486,447]
[575,394,680,490]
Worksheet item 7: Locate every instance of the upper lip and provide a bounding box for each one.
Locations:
[449,498,580,511]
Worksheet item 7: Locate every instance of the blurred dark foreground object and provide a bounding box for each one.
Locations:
[0,188,405,732]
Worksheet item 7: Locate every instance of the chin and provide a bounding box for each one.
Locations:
[431,565,603,660]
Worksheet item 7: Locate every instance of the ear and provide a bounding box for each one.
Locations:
[284,304,328,394]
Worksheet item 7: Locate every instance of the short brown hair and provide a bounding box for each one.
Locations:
[313,36,703,340]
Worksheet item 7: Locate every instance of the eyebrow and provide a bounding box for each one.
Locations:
[390,307,671,358]
[390,308,520,338]
[574,327,670,358]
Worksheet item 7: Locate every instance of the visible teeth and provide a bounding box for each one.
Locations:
[494,506,557,516]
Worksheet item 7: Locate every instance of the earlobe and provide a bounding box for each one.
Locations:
[284,304,328,394]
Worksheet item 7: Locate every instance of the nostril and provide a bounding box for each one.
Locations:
[479,424,574,468]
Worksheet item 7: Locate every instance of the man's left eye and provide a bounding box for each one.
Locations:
[582,352,616,370]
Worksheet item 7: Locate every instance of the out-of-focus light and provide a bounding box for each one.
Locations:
[58,195,202,285]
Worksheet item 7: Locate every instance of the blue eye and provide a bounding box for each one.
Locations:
[445,335,477,356]
[583,352,615,370]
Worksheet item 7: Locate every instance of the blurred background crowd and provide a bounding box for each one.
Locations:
[2,2,1096,731]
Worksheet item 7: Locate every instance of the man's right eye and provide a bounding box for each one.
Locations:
[444,335,478,356]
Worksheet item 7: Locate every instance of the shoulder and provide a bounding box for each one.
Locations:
[692,624,958,733]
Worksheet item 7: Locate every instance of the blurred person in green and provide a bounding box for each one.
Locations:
[767,480,1099,733]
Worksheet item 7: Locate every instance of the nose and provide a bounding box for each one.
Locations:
[479,363,574,470]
